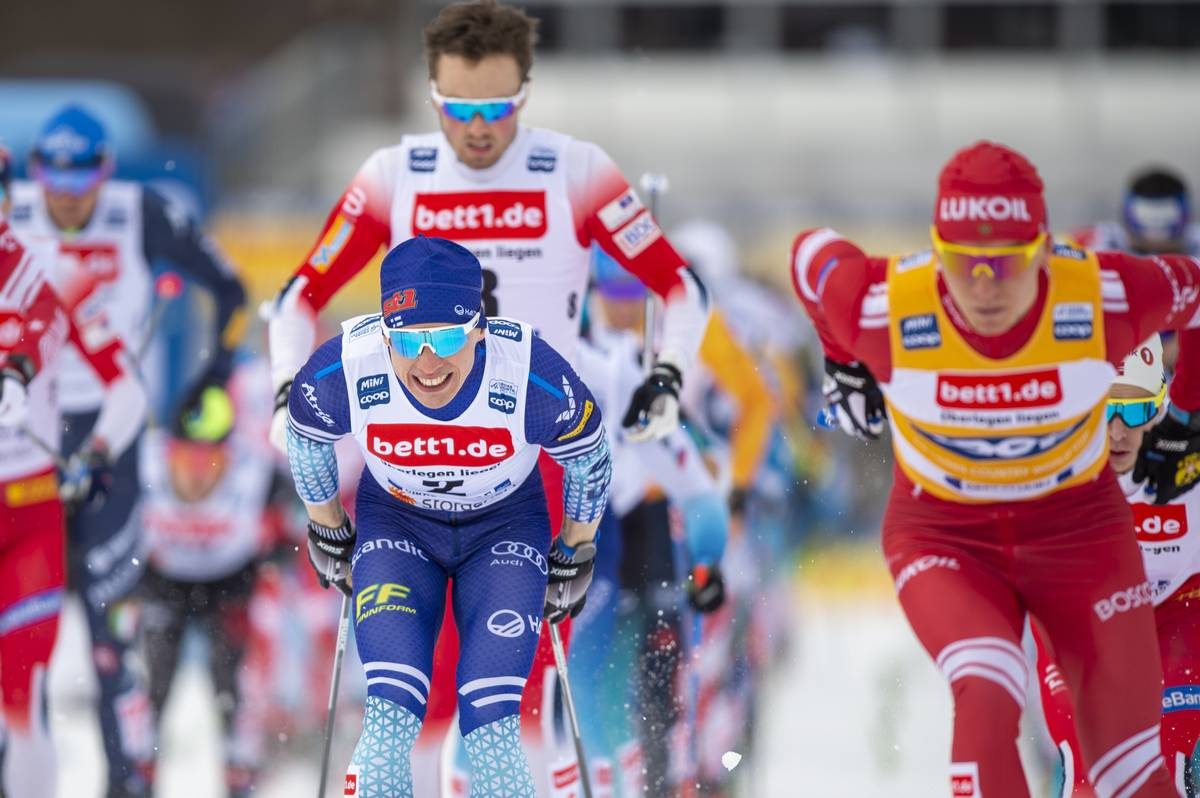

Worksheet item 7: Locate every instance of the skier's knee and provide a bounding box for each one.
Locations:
[457,674,527,736]
[361,660,432,722]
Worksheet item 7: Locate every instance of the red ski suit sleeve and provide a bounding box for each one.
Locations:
[789,227,1200,409]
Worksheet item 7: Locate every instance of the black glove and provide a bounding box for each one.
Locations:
[821,358,886,441]
[687,563,725,614]
[544,538,596,624]
[1133,409,1200,504]
[307,517,355,596]
[59,444,113,514]
[622,362,682,442]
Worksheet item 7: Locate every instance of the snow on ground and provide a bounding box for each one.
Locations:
[52,543,1054,797]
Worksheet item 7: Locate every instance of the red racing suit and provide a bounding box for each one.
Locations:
[266,127,710,794]
[791,228,1200,798]
[0,217,143,796]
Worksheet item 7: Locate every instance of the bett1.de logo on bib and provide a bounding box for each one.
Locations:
[367,423,514,467]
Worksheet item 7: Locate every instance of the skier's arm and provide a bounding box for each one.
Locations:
[141,187,247,385]
[568,140,709,375]
[525,338,612,545]
[267,150,394,391]
[285,337,353,523]
[788,227,891,370]
[1097,250,1200,412]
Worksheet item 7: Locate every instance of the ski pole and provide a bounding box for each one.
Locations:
[638,173,669,376]
[549,621,594,798]
[317,592,352,798]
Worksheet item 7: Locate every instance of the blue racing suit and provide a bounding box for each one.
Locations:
[286,315,611,797]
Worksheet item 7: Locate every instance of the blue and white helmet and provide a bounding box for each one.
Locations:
[30,104,113,195]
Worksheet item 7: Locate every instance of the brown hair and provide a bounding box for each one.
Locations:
[424,0,540,82]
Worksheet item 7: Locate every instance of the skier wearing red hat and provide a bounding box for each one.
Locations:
[790,140,1200,797]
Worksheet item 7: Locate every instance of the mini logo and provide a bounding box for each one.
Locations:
[526,146,557,172]
[412,190,547,240]
[936,369,1062,410]
[900,314,941,350]
[409,147,437,172]
[487,609,525,638]
[1132,503,1189,542]
[487,318,523,341]
[357,374,390,410]
[938,196,1033,223]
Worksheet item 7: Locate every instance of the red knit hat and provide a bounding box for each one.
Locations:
[934,141,1046,243]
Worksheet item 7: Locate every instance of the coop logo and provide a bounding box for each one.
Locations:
[412,190,547,240]
[487,318,523,341]
[1094,580,1154,622]
[936,369,1062,409]
[938,196,1033,223]
[409,146,437,172]
[356,374,390,409]
[1132,503,1189,542]
[488,379,518,415]
[368,423,514,467]
[914,415,1088,461]
[900,314,941,350]
[526,146,557,172]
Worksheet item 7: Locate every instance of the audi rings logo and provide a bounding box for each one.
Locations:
[487,609,526,638]
[491,541,548,575]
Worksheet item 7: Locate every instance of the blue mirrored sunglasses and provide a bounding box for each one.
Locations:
[385,313,479,359]
[1106,386,1166,428]
[429,83,526,124]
